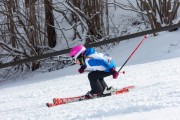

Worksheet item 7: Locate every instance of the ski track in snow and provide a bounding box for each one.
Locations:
[0,30,180,120]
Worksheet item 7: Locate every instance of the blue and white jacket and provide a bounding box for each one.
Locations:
[83,48,116,72]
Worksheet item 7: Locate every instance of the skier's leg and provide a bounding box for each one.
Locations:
[88,71,112,94]
[88,71,103,94]
[99,78,108,91]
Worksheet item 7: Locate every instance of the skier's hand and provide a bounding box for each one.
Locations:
[110,68,119,79]
[112,72,119,79]
[78,65,86,74]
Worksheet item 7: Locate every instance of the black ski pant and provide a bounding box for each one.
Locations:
[88,71,113,94]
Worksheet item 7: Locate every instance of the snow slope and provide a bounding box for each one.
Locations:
[0,30,180,120]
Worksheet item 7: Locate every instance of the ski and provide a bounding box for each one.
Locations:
[46,85,135,108]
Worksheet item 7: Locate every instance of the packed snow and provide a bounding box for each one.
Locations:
[0,30,180,120]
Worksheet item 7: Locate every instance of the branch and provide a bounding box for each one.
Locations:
[0,41,27,57]
[103,1,147,15]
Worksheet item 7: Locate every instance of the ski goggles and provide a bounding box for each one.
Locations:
[71,56,77,63]
[72,56,84,65]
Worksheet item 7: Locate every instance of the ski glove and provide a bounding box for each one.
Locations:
[78,65,86,74]
[110,68,119,79]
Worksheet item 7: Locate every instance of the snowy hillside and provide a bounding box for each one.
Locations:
[0,30,180,120]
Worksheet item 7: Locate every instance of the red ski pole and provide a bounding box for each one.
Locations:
[118,35,148,73]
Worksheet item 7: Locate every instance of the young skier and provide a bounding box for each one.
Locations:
[70,45,119,98]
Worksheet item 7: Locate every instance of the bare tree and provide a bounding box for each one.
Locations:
[6,0,17,48]
[65,0,109,43]
[104,0,179,30]
[44,0,56,48]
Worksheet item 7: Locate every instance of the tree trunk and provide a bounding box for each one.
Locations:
[7,0,16,48]
[44,0,56,48]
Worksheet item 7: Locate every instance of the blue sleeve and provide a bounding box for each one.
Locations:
[88,58,112,70]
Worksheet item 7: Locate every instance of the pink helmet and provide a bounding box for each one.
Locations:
[70,45,86,60]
